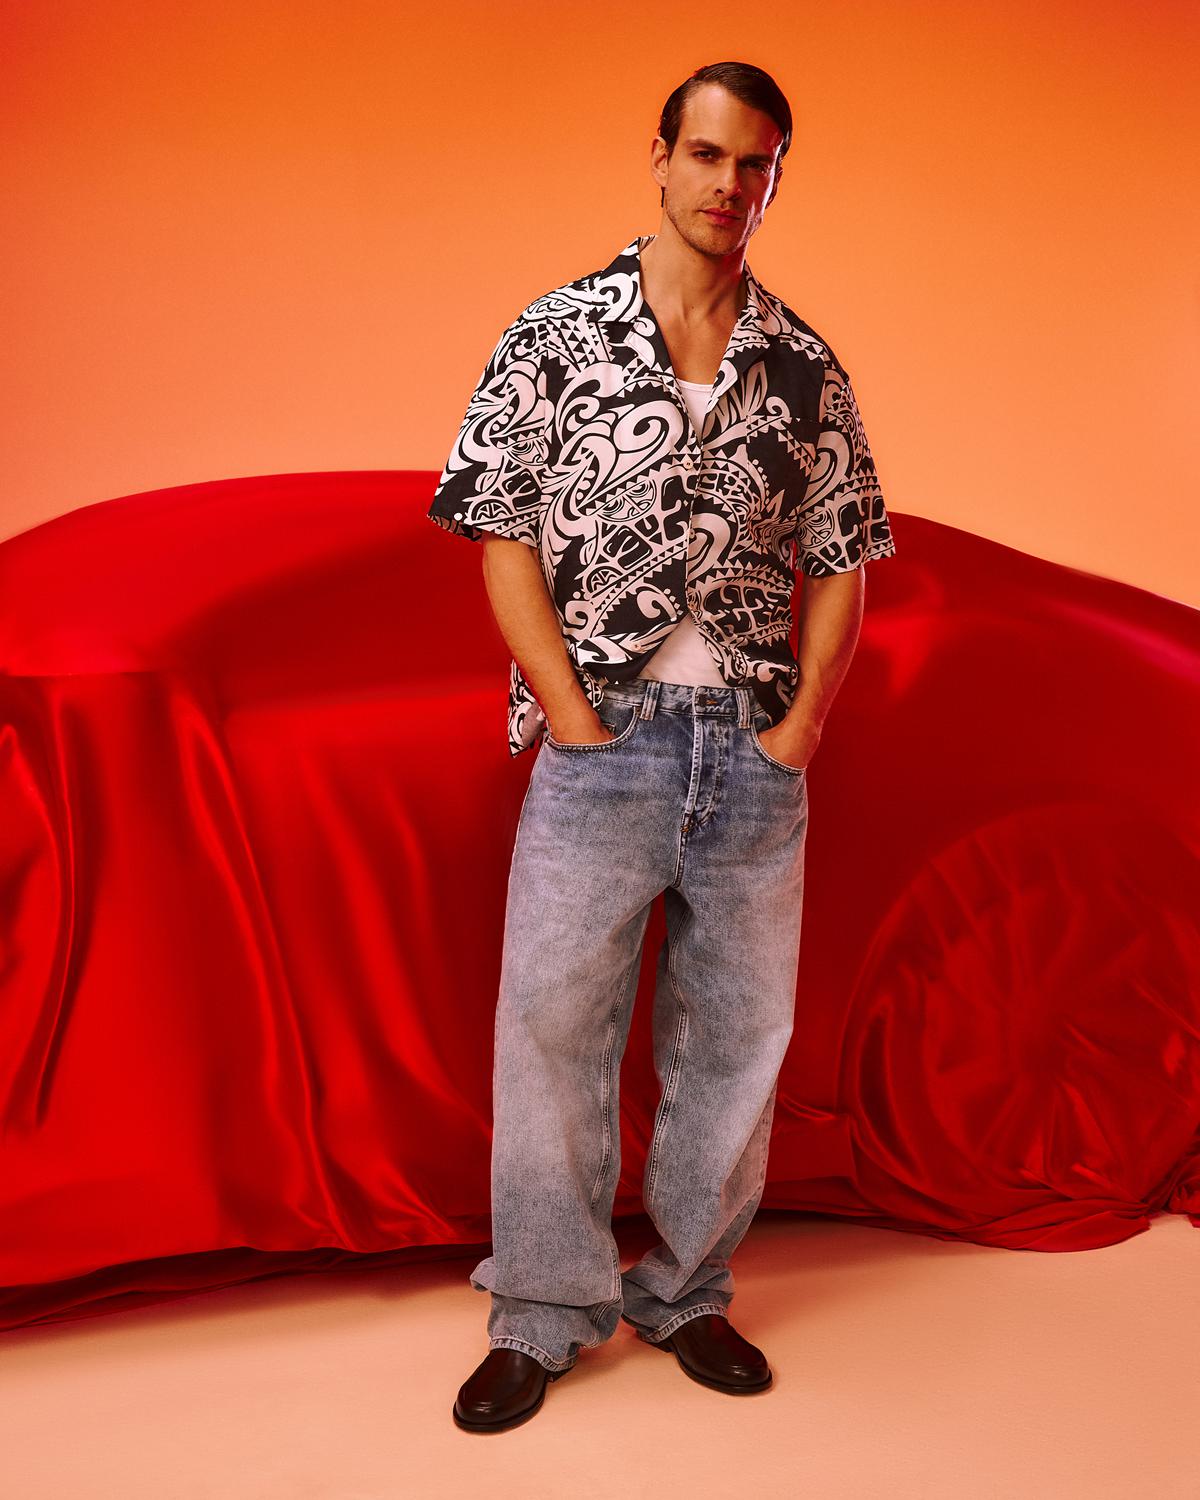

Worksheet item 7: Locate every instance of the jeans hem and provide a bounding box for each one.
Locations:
[488,1336,577,1373]
[640,1303,730,1343]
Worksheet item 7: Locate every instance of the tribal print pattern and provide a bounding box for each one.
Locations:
[427,234,897,756]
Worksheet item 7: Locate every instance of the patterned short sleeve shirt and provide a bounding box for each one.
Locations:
[427,233,897,756]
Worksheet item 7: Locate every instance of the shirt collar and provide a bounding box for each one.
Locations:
[588,233,767,326]
[585,233,773,395]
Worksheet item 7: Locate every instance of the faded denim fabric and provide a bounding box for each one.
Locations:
[468,677,808,1373]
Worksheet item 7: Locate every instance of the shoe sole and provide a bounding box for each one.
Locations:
[624,1318,773,1395]
[452,1365,570,1433]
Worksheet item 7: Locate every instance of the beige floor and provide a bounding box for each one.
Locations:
[4,1210,1197,1500]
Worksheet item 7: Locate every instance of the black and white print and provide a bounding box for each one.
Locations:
[427,233,897,757]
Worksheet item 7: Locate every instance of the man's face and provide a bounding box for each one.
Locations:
[653,82,784,257]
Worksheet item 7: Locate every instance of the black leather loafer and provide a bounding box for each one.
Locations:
[622,1312,772,1393]
[452,1347,571,1432]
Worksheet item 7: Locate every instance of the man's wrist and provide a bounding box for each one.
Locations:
[779,693,824,737]
[540,688,600,740]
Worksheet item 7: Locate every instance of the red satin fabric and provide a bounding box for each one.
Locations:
[0,472,1197,1333]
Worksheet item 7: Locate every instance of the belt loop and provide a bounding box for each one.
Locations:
[736,687,751,728]
[639,679,661,720]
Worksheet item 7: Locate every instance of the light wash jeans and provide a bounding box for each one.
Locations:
[469,677,808,1373]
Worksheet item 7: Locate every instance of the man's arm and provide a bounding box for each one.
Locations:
[481,537,609,744]
[768,569,866,768]
[773,341,897,769]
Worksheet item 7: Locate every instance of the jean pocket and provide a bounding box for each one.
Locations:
[546,700,643,752]
[748,712,807,778]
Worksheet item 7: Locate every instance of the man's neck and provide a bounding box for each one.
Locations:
[639,230,747,329]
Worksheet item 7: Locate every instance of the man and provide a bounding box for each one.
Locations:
[428,61,897,1433]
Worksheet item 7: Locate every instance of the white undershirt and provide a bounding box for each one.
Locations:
[609,377,727,689]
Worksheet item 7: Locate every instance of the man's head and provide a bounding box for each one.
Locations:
[652,62,791,257]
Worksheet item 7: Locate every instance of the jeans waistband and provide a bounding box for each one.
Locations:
[598,678,758,727]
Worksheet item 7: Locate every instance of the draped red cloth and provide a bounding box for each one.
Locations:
[1,471,1197,1333]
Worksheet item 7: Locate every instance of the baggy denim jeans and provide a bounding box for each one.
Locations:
[469,677,809,1374]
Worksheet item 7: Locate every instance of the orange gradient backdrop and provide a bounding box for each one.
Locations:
[3,1,1198,605]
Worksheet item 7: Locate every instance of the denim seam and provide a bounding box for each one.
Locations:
[580,1292,623,1347]
[646,904,693,1207]
[755,1083,776,1198]
[547,703,642,753]
[489,1336,577,1373]
[589,947,642,1210]
[643,1303,729,1342]
[690,716,727,831]
[748,721,807,777]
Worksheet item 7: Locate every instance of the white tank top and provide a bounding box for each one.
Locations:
[621,377,727,688]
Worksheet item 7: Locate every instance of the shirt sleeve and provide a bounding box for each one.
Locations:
[426,314,548,547]
[795,351,897,576]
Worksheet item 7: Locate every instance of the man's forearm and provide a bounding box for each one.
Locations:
[780,569,866,738]
[480,541,865,750]
[481,538,597,737]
